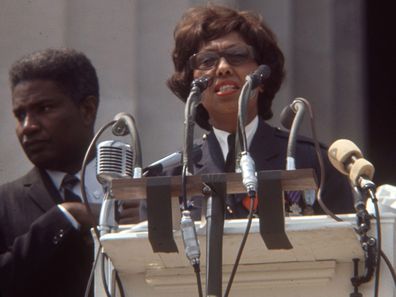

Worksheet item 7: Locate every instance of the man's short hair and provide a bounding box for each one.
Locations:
[9,48,99,104]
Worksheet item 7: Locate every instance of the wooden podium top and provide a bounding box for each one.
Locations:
[110,168,317,200]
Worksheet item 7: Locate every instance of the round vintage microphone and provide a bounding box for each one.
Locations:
[96,140,134,236]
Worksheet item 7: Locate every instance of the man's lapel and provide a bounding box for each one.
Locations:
[23,167,63,212]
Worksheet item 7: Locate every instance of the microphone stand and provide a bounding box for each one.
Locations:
[350,181,379,297]
[181,76,211,297]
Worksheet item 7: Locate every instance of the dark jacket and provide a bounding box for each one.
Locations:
[0,167,93,297]
[148,119,354,219]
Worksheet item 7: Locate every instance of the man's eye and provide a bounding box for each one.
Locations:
[39,105,53,113]
[14,111,26,122]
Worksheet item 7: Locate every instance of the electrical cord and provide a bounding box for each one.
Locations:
[372,191,381,297]
[80,120,126,297]
[295,98,342,221]
[380,250,396,285]
[224,193,255,297]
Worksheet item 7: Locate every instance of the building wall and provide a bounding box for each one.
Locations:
[0,0,365,183]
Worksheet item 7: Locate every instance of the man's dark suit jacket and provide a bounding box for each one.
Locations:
[0,167,93,297]
[153,118,354,218]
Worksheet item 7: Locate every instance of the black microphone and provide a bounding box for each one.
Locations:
[280,98,306,170]
[248,64,271,89]
[191,75,212,93]
[235,65,270,196]
[328,139,375,189]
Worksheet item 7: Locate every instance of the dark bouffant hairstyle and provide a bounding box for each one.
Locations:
[9,48,99,104]
[167,5,285,130]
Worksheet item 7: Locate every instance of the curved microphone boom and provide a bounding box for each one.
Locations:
[280,98,306,170]
[181,75,212,274]
[112,112,142,178]
[236,65,271,195]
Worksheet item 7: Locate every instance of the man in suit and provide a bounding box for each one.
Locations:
[0,48,139,297]
[154,5,354,218]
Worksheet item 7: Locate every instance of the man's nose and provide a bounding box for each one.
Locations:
[20,113,40,134]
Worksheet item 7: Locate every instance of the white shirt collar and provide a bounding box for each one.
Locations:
[46,158,104,203]
[212,115,259,160]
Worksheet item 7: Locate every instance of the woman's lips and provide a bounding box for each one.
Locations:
[214,81,240,96]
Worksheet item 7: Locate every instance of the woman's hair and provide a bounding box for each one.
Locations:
[167,5,285,130]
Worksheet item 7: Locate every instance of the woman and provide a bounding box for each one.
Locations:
[159,5,353,218]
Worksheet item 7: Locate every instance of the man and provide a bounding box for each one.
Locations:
[0,48,138,297]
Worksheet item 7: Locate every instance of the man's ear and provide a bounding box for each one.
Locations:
[79,95,98,126]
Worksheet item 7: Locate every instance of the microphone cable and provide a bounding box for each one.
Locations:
[224,196,255,297]
[224,66,269,297]
[284,97,342,221]
[81,119,128,297]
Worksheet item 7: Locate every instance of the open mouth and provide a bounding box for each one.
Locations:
[214,81,240,96]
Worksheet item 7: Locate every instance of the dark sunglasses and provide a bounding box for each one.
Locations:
[189,45,257,70]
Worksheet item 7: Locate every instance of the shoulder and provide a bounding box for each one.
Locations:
[272,126,328,150]
[0,168,40,202]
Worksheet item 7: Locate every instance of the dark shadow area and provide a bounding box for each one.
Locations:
[366,1,396,185]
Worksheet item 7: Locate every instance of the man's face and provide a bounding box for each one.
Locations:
[12,79,95,173]
[192,31,262,132]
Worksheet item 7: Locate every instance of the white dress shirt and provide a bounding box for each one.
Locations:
[212,115,259,161]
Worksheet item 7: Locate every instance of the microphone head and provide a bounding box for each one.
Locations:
[280,105,295,130]
[328,139,363,175]
[191,75,212,93]
[112,112,131,136]
[280,99,305,130]
[96,140,134,184]
[249,64,271,89]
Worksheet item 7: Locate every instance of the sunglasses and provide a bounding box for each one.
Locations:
[189,45,257,70]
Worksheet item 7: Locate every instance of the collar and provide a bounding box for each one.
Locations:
[212,115,259,160]
[46,159,104,203]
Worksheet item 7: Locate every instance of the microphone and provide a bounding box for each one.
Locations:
[280,98,306,170]
[111,112,142,178]
[235,65,271,197]
[96,140,134,185]
[96,140,134,236]
[180,76,211,270]
[143,144,202,176]
[191,75,212,93]
[328,139,375,189]
[247,64,271,89]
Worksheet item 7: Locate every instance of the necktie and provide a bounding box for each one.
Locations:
[224,134,236,214]
[224,134,236,172]
[61,174,82,202]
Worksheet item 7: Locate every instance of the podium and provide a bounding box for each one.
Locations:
[95,170,396,297]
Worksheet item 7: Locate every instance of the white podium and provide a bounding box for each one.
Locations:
[95,213,396,297]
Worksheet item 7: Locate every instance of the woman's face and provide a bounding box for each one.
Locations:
[192,32,261,132]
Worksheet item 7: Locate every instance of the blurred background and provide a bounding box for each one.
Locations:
[0,0,394,186]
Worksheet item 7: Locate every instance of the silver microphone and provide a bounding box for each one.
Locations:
[96,140,134,236]
[96,140,134,185]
